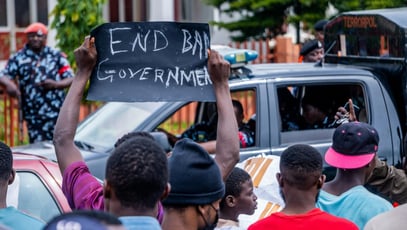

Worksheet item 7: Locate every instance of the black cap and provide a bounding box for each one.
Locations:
[314,19,329,31]
[300,39,323,56]
[325,122,379,169]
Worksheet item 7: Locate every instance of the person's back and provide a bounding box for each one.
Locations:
[0,141,45,229]
[313,19,328,46]
[162,139,227,230]
[248,144,357,230]
[317,185,392,228]
[53,37,169,230]
[216,167,257,230]
[316,122,393,229]
[364,203,407,230]
[161,49,240,230]
[0,207,44,230]
[104,136,169,229]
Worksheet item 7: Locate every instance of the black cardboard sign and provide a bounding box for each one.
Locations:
[87,22,215,102]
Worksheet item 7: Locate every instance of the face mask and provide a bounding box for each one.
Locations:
[198,204,219,230]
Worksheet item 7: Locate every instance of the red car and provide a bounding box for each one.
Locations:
[8,152,71,222]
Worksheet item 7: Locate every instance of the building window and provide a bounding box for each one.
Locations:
[109,0,146,22]
[15,0,30,27]
[37,0,48,25]
[0,0,7,26]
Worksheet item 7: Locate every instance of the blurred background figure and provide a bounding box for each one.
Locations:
[301,91,334,129]
[298,39,324,63]
[0,22,74,143]
[314,19,329,46]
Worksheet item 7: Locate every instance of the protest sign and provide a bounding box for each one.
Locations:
[88,22,215,102]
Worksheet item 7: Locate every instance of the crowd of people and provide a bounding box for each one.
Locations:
[1,22,407,230]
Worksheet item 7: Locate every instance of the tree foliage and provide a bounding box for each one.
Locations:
[50,0,105,70]
[330,0,407,12]
[204,0,328,41]
[204,0,407,42]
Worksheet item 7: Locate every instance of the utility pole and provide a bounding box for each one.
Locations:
[294,0,301,44]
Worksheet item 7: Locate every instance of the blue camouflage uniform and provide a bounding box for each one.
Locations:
[0,44,74,143]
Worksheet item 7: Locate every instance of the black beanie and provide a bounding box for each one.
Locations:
[163,138,225,205]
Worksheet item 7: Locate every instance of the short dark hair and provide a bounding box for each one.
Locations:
[280,144,322,190]
[106,136,168,209]
[0,141,12,181]
[232,99,244,116]
[220,167,252,209]
[114,131,155,148]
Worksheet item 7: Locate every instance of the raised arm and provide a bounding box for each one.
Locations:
[208,50,240,181]
[53,37,97,174]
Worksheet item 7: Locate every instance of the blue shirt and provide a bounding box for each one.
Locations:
[316,185,393,229]
[119,216,162,230]
[0,206,44,230]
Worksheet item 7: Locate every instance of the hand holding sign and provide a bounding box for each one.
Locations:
[75,36,97,75]
[207,49,230,88]
[88,22,214,102]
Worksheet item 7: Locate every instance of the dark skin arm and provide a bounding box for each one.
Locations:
[38,77,73,90]
[53,42,240,180]
[53,37,96,174]
[334,98,357,122]
[208,50,240,181]
[0,77,20,97]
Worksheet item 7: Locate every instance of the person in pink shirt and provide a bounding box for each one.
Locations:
[53,37,169,230]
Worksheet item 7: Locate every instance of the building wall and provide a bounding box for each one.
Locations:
[0,0,232,66]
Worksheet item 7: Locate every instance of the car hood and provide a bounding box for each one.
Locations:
[11,141,106,162]
[12,141,58,161]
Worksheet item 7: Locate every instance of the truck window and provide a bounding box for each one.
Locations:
[325,14,405,59]
[157,89,257,149]
[278,84,367,133]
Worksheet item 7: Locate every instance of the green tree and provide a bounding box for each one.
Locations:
[50,0,105,69]
[204,0,329,42]
[204,0,407,42]
[330,0,407,12]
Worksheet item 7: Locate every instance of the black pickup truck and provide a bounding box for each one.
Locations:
[13,8,407,182]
